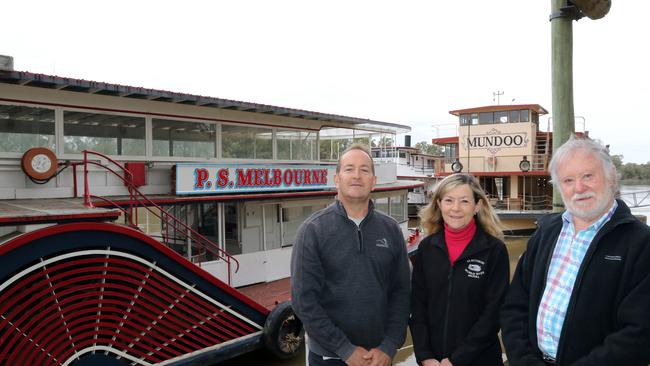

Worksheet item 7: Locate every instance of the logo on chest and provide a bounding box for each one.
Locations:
[375,238,389,248]
[464,259,486,279]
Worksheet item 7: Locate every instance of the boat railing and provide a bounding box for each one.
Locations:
[396,162,435,176]
[488,194,552,211]
[470,153,552,173]
[78,150,239,285]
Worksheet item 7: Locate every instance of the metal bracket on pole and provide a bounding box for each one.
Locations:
[549,0,584,21]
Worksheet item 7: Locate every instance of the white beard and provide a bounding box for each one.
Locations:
[563,190,614,223]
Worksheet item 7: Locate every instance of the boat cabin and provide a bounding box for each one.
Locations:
[0,67,420,288]
[433,104,554,211]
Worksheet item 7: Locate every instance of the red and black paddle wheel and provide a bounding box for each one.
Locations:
[0,223,303,365]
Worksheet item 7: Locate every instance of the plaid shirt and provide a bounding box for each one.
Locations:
[536,201,618,358]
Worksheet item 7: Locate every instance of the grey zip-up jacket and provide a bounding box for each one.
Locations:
[290,199,410,361]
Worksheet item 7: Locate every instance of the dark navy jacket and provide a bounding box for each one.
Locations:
[501,200,650,366]
[410,226,510,366]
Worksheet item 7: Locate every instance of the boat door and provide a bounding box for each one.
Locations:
[229,202,266,287]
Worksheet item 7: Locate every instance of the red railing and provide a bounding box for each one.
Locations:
[77,150,239,285]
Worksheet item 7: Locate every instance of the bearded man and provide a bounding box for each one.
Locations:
[501,136,650,365]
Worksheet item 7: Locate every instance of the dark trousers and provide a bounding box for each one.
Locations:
[308,351,347,366]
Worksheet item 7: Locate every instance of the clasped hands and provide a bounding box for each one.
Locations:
[422,358,453,366]
[346,346,392,366]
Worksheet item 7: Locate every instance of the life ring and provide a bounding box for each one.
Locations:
[262,301,304,359]
[21,147,58,180]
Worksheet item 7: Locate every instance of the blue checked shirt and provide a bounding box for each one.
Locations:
[536,201,617,358]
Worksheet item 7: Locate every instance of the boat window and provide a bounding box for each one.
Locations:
[0,103,55,153]
[190,203,219,261]
[132,206,164,237]
[459,113,471,126]
[63,111,145,156]
[277,129,317,161]
[532,112,539,123]
[495,111,508,123]
[320,128,345,161]
[509,110,520,123]
[280,203,326,247]
[390,194,405,222]
[374,197,389,215]
[520,110,530,122]
[225,202,244,254]
[319,127,370,162]
[479,112,493,125]
[471,113,478,125]
[221,124,272,159]
[444,143,457,164]
[152,118,216,158]
[160,204,191,258]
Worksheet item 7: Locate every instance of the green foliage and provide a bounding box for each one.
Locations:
[372,136,394,148]
[414,141,443,155]
[611,155,623,170]
[614,155,650,180]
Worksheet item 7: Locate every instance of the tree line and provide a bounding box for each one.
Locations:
[612,155,650,181]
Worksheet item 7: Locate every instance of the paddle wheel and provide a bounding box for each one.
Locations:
[0,222,302,365]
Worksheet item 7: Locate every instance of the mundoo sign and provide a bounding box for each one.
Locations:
[176,163,336,194]
[462,128,529,154]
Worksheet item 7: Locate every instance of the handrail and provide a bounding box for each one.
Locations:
[487,193,552,211]
[80,150,239,285]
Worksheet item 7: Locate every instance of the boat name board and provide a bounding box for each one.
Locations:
[175,163,336,194]
[461,128,529,155]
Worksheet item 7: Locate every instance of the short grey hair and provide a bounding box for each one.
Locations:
[336,143,375,175]
[549,135,617,193]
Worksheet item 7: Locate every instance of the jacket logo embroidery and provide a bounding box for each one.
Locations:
[604,255,622,261]
[375,238,389,248]
[465,259,485,279]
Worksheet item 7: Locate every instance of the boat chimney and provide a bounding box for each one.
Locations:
[0,55,14,71]
[404,135,411,147]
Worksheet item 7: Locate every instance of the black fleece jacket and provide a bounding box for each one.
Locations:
[410,226,510,366]
[291,200,410,361]
[501,200,650,366]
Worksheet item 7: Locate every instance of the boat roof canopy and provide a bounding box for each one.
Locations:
[449,104,548,116]
[0,70,410,134]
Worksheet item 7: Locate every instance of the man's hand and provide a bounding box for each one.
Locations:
[346,347,370,366]
[440,358,453,366]
[363,348,391,366]
[422,359,441,366]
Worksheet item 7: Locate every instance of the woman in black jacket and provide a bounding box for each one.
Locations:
[410,174,510,366]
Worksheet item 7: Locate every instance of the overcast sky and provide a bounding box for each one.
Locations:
[2,0,648,163]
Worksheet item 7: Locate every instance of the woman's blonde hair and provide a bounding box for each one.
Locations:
[419,173,504,240]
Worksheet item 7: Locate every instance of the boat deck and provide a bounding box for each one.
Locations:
[237,277,292,310]
[0,198,122,226]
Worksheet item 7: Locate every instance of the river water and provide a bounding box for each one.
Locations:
[220,184,649,365]
[622,183,650,220]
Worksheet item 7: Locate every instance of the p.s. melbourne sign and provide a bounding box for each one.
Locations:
[175,163,336,195]
[461,127,529,155]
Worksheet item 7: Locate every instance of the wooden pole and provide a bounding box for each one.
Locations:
[550,0,576,212]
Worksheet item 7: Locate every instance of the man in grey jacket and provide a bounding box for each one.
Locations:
[291,143,410,366]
